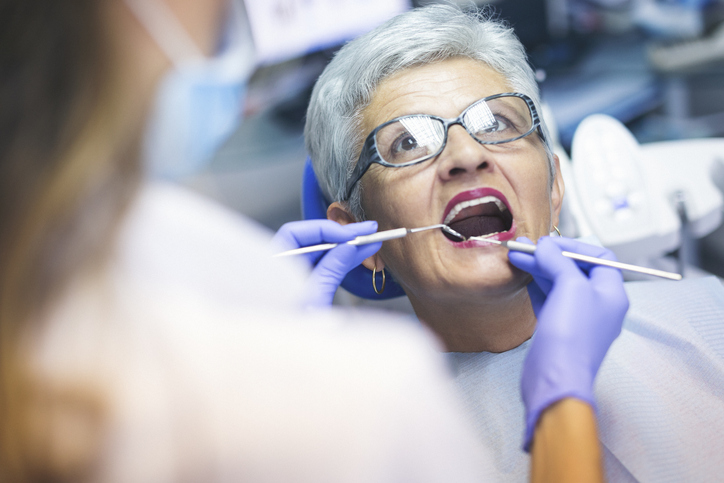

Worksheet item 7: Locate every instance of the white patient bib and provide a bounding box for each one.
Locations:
[447,277,724,483]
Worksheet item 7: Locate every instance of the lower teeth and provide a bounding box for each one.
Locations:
[466,232,502,242]
[442,226,503,242]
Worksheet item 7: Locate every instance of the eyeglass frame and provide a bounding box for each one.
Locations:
[343,92,546,200]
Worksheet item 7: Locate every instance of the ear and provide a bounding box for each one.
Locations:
[327,201,357,226]
[550,154,565,228]
[327,201,385,272]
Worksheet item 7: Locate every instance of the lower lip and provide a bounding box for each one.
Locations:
[445,221,517,248]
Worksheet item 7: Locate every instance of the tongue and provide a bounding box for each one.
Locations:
[449,215,506,239]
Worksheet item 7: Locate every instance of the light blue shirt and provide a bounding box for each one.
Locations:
[447,277,724,482]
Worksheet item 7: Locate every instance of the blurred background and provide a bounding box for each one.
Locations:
[185,0,724,281]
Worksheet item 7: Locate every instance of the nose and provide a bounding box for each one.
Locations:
[436,124,495,181]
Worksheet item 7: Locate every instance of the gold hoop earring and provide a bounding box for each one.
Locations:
[553,225,562,237]
[372,267,386,295]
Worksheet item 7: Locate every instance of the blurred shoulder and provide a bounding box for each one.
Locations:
[112,181,309,310]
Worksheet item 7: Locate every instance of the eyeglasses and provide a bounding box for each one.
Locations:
[343,92,544,200]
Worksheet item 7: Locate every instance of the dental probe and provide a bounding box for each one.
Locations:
[274,224,461,257]
[469,237,683,281]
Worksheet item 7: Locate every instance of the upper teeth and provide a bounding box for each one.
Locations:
[444,196,508,225]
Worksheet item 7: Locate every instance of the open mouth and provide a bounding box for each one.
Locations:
[442,191,514,242]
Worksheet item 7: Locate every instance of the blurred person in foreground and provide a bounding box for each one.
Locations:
[0,1,620,482]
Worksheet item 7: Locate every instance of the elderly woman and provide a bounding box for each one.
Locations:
[303,4,724,482]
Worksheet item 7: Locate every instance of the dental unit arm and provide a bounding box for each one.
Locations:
[567,114,724,267]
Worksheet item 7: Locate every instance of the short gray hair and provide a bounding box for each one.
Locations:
[305,4,554,220]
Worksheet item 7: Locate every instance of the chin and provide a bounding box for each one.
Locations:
[461,268,526,295]
[425,261,529,302]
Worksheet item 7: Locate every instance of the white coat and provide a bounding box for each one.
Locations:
[31,183,493,482]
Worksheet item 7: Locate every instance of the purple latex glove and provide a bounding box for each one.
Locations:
[273,219,381,308]
[508,236,629,451]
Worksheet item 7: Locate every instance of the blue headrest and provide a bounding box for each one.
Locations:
[301,158,406,299]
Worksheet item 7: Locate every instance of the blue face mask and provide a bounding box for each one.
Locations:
[125,0,256,179]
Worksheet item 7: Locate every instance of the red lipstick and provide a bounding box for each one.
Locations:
[442,187,516,248]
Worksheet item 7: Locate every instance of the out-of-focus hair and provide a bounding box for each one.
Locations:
[305,4,554,220]
[0,1,141,480]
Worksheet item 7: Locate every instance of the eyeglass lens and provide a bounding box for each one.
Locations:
[374,95,533,165]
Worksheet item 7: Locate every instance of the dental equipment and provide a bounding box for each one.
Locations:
[274,224,463,257]
[469,237,683,281]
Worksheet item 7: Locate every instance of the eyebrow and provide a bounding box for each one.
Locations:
[376,94,510,126]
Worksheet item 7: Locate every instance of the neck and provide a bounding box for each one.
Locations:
[408,287,536,353]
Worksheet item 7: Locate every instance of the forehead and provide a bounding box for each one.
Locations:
[361,57,513,136]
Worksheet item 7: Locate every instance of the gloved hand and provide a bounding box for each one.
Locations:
[508,236,629,451]
[273,219,381,308]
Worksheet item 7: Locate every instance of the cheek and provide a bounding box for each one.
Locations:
[505,156,554,224]
[522,171,551,206]
[530,165,553,210]
[360,167,434,226]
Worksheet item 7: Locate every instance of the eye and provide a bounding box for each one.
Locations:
[486,117,511,133]
[392,133,419,153]
[376,116,444,164]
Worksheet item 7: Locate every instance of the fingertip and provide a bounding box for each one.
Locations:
[516,236,535,245]
[589,262,625,287]
[536,235,555,247]
[533,236,554,253]
[358,220,379,234]
[325,241,381,272]
[549,237,615,261]
[596,247,618,262]
[346,220,379,237]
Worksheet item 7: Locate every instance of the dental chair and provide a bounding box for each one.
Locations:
[563,113,724,280]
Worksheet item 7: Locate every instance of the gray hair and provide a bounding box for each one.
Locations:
[305,4,554,220]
